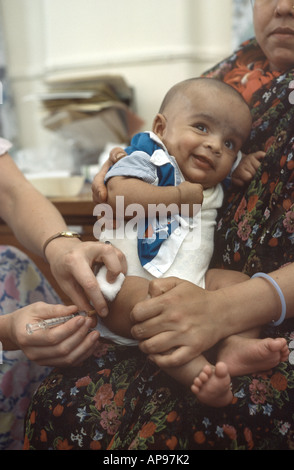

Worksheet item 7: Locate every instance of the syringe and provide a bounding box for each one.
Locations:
[26,310,96,335]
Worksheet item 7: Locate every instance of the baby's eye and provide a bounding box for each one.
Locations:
[195,123,208,133]
[225,140,234,150]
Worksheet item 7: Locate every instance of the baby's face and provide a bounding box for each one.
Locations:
[154,85,252,188]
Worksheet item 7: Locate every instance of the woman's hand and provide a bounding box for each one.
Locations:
[130,277,226,368]
[47,240,127,317]
[7,303,99,367]
[92,147,127,203]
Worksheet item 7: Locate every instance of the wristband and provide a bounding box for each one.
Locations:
[43,231,81,262]
[251,272,286,326]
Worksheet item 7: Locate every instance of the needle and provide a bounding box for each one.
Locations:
[26,309,96,334]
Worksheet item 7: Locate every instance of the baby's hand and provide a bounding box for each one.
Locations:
[231,151,266,187]
[177,181,203,216]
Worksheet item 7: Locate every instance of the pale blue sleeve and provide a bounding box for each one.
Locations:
[104,151,157,185]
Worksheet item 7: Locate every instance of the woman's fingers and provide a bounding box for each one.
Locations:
[100,244,128,279]
[56,260,107,315]
[36,330,100,367]
[24,315,99,366]
[148,277,182,298]
[149,346,195,369]
[130,279,224,366]
[130,277,183,325]
[52,241,127,316]
[12,302,100,367]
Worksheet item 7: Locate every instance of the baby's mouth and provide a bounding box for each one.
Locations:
[192,154,214,170]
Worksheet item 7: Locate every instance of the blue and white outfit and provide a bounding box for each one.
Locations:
[97,132,223,345]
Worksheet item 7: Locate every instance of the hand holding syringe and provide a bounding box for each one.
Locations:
[26,309,96,335]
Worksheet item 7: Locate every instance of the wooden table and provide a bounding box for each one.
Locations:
[0,191,97,304]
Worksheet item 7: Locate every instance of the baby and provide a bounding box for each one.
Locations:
[95,78,288,407]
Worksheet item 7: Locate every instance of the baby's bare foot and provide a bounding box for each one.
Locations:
[191,362,233,407]
[218,337,289,377]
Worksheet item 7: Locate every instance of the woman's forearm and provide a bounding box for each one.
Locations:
[216,263,294,338]
[209,278,279,340]
[9,190,68,257]
[130,263,294,368]
[0,154,68,257]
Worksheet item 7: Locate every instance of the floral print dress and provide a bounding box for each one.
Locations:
[0,246,60,450]
[24,39,294,450]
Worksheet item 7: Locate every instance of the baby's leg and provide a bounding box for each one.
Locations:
[206,268,289,377]
[217,333,289,377]
[191,362,233,407]
[103,276,218,376]
[163,356,233,407]
[104,276,234,406]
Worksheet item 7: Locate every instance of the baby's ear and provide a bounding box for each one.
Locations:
[152,113,167,138]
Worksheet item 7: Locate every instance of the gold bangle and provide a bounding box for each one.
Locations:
[43,231,81,262]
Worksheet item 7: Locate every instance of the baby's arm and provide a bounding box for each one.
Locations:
[231,151,265,187]
[106,176,203,217]
[101,276,149,339]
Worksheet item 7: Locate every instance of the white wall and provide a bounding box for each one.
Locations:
[0,0,233,151]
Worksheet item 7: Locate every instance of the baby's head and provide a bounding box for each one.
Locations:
[152,77,252,188]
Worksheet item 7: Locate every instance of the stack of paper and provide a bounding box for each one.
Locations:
[37,75,144,171]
